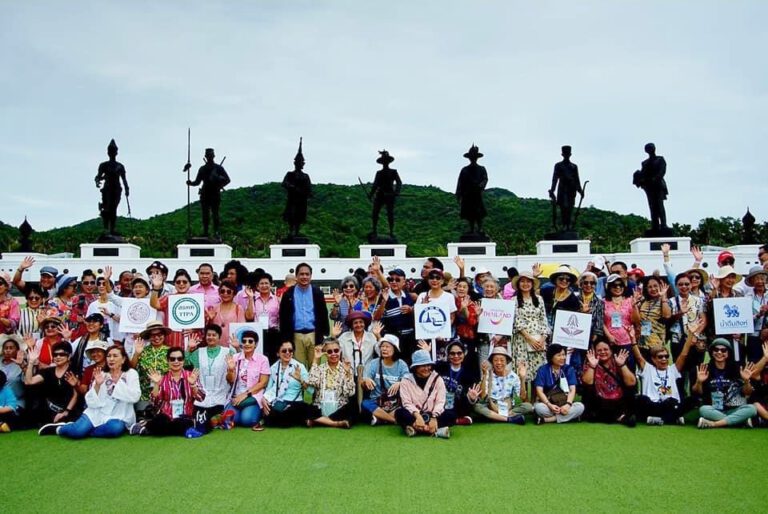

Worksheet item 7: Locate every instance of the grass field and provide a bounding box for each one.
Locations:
[3,419,766,513]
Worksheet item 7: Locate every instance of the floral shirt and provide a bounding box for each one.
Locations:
[136,345,170,401]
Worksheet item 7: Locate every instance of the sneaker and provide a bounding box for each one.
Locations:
[38,422,65,436]
[507,414,526,425]
[129,422,147,436]
[434,427,451,439]
[0,422,10,433]
[456,416,473,426]
[677,417,686,426]
[620,415,636,428]
[646,416,664,426]
[697,417,716,429]
[404,425,416,437]
[185,427,204,438]
[746,418,754,429]
[370,416,378,426]
[535,416,544,426]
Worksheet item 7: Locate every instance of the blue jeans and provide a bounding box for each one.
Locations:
[361,399,378,415]
[58,415,126,439]
[233,404,262,427]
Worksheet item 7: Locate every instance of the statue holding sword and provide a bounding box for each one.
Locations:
[95,138,130,240]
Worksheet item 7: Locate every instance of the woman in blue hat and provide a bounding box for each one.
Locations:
[394,349,454,438]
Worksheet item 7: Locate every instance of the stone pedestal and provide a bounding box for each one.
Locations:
[447,242,496,258]
[270,244,321,259]
[80,243,141,259]
[176,244,232,260]
[536,240,591,256]
[359,244,407,259]
[629,237,691,254]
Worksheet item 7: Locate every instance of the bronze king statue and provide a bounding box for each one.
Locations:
[633,142,672,236]
[94,138,130,242]
[281,138,312,243]
[455,144,489,241]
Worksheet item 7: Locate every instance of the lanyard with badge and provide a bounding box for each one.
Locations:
[170,375,187,419]
[710,369,727,411]
[445,368,461,410]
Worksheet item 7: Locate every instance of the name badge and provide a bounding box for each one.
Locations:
[711,391,724,411]
[640,320,652,336]
[445,391,455,410]
[170,399,184,419]
[559,376,569,393]
[259,313,270,330]
[611,312,622,329]
[497,400,510,417]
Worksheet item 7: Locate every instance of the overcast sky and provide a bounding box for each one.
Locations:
[2,1,766,231]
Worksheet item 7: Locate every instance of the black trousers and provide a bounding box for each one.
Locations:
[395,408,456,429]
[145,413,194,436]
[635,395,694,424]
[263,401,313,428]
[582,387,634,422]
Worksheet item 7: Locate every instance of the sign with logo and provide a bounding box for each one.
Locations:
[552,311,592,350]
[168,294,205,331]
[477,298,516,336]
[229,322,264,355]
[118,298,157,334]
[713,297,754,335]
[414,296,452,340]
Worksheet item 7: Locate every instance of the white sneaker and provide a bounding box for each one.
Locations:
[646,416,664,426]
[434,427,450,439]
[697,417,716,429]
[677,417,686,426]
[370,416,378,426]
[38,422,65,436]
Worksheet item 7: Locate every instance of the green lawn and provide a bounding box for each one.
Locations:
[3,421,766,513]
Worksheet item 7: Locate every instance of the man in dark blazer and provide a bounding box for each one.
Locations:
[279,262,329,367]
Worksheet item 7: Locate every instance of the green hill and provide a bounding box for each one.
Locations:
[0,183,760,258]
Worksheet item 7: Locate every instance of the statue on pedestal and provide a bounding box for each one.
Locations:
[185,147,230,242]
[18,217,33,252]
[281,138,312,243]
[95,139,130,241]
[455,144,489,241]
[742,208,756,244]
[367,150,401,243]
[548,145,585,239]
[633,142,672,236]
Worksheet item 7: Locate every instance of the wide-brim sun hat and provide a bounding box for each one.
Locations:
[375,334,400,355]
[84,340,110,354]
[345,310,372,329]
[548,265,578,284]
[410,349,434,370]
[745,266,768,287]
[712,265,742,283]
[139,320,172,340]
[488,346,512,363]
[510,271,540,290]
[683,268,709,286]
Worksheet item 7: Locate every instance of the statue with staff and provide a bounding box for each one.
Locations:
[184,144,230,241]
[95,138,130,240]
[548,145,585,234]
[364,149,402,242]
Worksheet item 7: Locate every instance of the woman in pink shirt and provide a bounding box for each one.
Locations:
[229,329,270,429]
[244,273,281,362]
[603,275,641,366]
[207,281,245,347]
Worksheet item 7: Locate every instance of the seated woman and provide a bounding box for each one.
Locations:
[632,322,699,426]
[186,324,236,432]
[25,341,78,427]
[533,344,585,424]
[335,312,380,374]
[258,341,311,429]
[362,334,409,425]
[394,349,454,438]
[40,346,140,438]
[130,320,171,416]
[435,340,479,426]
[475,346,532,424]
[306,339,356,429]
[73,340,109,397]
[750,341,768,426]
[694,338,757,429]
[1,334,25,414]
[132,347,204,437]
[582,342,636,426]
[229,329,270,429]
[0,370,20,432]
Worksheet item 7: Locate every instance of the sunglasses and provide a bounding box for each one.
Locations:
[242,338,256,344]
[448,351,464,356]
[149,332,164,338]
[610,283,625,288]
[690,276,701,280]
[387,277,402,282]
[343,284,356,289]
[581,281,596,286]
[280,348,294,354]
[712,347,728,354]
[428,275,442,280]
[175,279,189,285]
[44,324,59,330]
[654,354,669,359]
[219,289,234,295]
[168,356,184,362]
[82,281,96,285]
[326,348,340,354]
[677,282,691,287]
[556,276,571,282]
[53,352,69,357]
[27,296,42,301]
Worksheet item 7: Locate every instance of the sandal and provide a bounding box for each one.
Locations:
[251,422,265,432]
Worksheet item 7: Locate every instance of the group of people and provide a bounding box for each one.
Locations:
[1,243,767,440]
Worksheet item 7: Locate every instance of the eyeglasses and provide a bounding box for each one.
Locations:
[149,332,164,338]
[581,281,596,286]
[53,352,69,358]
[712,348,728,354]
[448,351,464,356]
[242,338,256,344]
[219,289,233,295]
[610,283,625,288]
[280,348,294,354]
[27,296,42,301]
[428,275,442,280]
[387,277,401,282]
[677,282,691,287]
[168,356,184,362]
[326,348,340,354]
[556,276,571,282]
[82,281,96,285]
